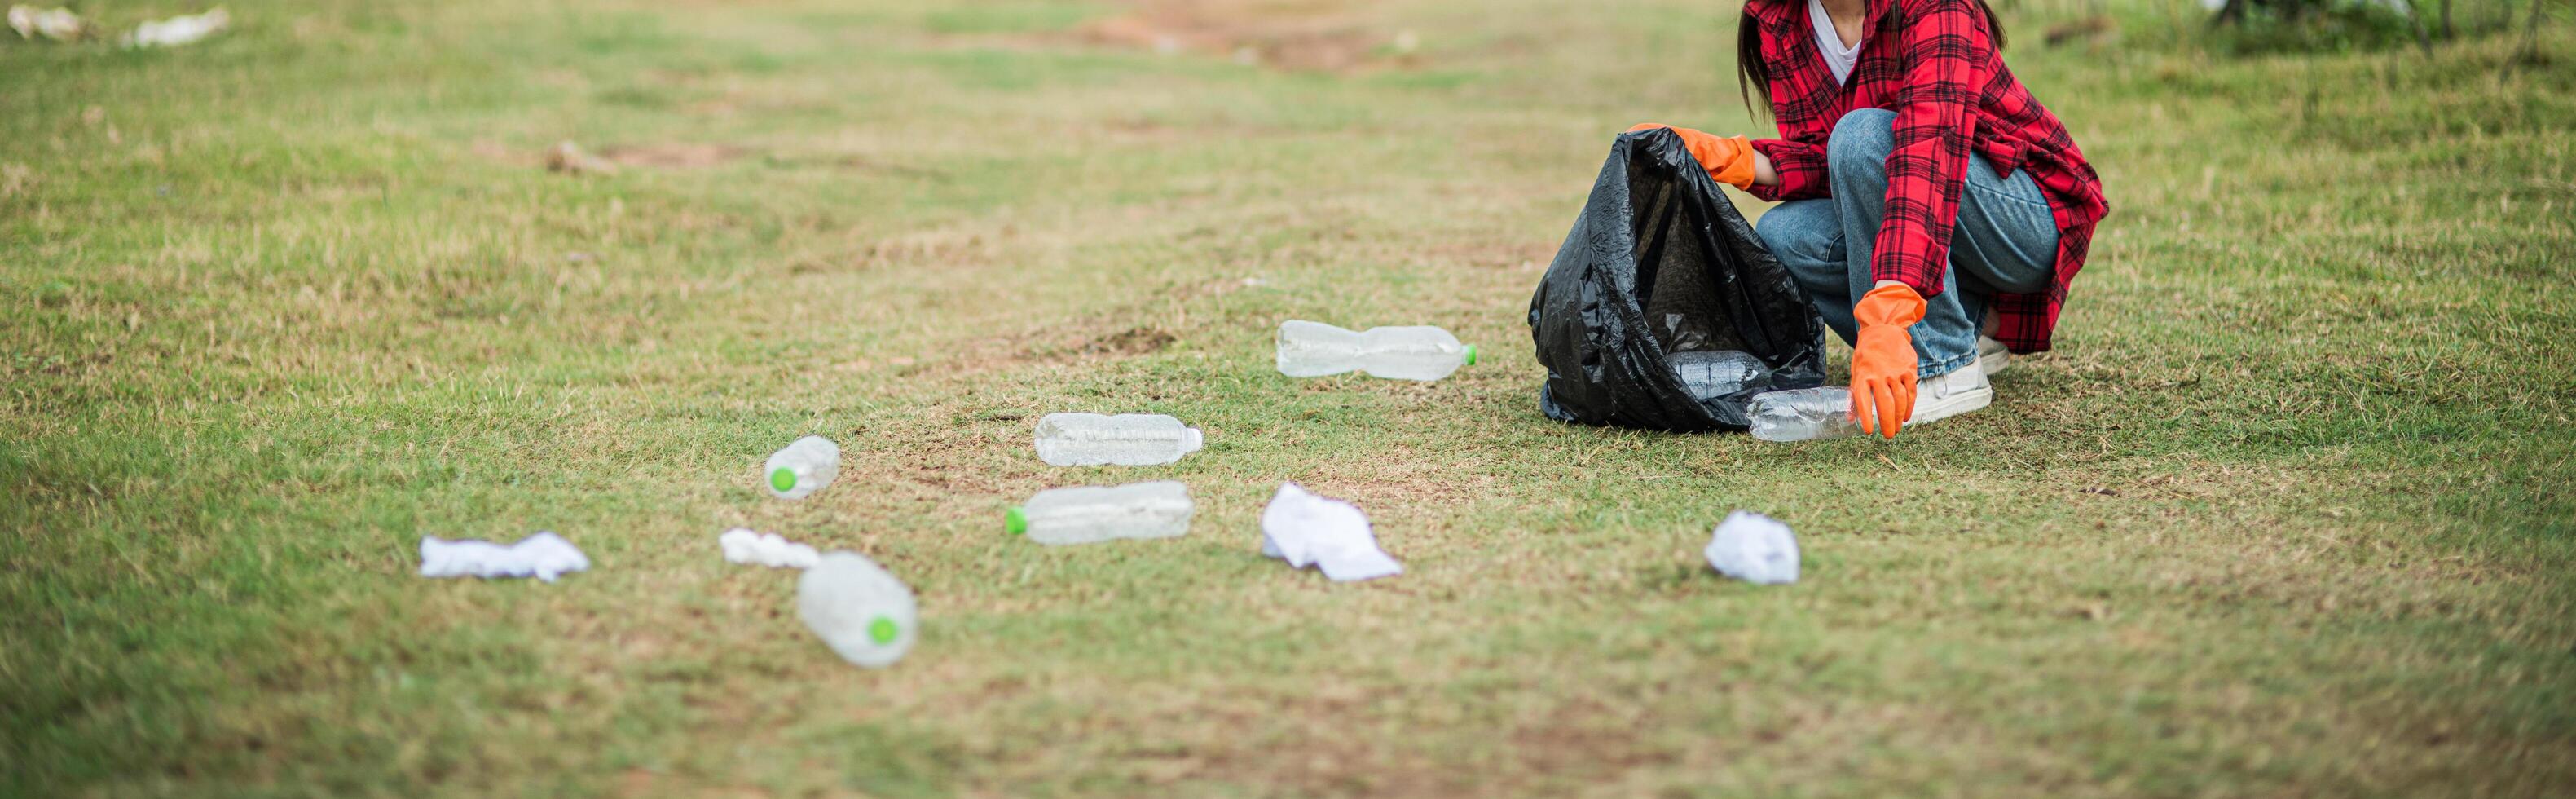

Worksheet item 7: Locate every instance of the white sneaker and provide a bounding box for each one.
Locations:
[1976,335,2010,376]
[1908,359,1992,426]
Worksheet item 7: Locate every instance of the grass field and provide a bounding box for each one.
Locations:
[6,0,2575,795]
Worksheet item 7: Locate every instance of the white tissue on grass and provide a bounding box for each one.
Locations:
[719,528,819,569]
[1258,482,1402,582]
[419,532,590,583]
[9,5,85,40]
[125,7,227,48]
[1703,510,1799,585]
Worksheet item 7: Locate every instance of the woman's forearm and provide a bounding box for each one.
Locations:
[1752,149,1780,187]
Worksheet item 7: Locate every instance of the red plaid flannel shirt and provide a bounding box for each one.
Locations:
[1743,0,2108,353]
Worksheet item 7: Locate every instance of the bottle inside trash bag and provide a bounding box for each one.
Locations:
[1276,320,1475,382]
[1033,413,1204,466]
[1746,387,1861,442]
[797,550,916,669]
[1006,481,1193,545]
[1669,350,1772,403]
[765,435,841,499]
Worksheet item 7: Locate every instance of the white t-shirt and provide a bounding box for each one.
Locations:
[1808,0,1864,86]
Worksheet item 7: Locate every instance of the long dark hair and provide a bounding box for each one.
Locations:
[1736,0,2007,116]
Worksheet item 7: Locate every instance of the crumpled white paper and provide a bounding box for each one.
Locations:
[1258,483,1402,582]
[719,528,819,569]
[418,532,590,582]
[1703,510,1799,585]
[9,5,85,40]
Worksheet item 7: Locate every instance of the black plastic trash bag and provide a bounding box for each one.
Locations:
[1526,127,1828,432]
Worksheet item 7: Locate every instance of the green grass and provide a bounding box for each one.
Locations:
[5,0,2574,795]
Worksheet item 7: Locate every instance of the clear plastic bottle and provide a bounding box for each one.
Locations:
[1746,387,1861,442]
[1275,320,1475,382]
[764,435,841,500]
[1005,481,1193,545]
[797,551,916,669]
[1033,413,1204,466]
[1669,350,1772,403]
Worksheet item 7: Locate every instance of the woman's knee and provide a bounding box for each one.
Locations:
[1825,108,1897,174]
[1754,201,1844,285]
[1755,203,1824,254]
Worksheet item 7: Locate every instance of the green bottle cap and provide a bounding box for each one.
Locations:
[770,467,797,492]
[1005,506,1028,536]
[868,616,899,645]
[1463,344,1477,366]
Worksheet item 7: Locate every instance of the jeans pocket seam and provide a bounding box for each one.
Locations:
[1965,179,2052,212]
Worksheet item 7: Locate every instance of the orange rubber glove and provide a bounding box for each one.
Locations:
[1849,283,1926,439]
[1627,124,1759,189]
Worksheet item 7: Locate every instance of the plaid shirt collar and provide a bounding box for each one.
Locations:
[1746,0,1893,40]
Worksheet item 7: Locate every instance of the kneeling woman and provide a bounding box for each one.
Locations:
[1634,0,2107,439]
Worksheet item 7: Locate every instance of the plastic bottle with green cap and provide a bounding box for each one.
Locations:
[797,550,916,669]
[764,435,840,500]
[1006,481,1192,545]
[1275,320,1474,382]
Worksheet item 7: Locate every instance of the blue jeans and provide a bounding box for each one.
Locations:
[1754,108,2059,377]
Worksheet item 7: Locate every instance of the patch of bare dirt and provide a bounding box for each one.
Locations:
[1508,698,1680,776]
[616,768,771,798]
[1074,0,1420,73]
[473,140,750,173]
[1085,325,1178,356]
[795,227,997,276]
[544,140,616,174]
[601,142,746,169]
[941,301,1200,373]
[1060,686,1678,794]
[1067,685,1458,794]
